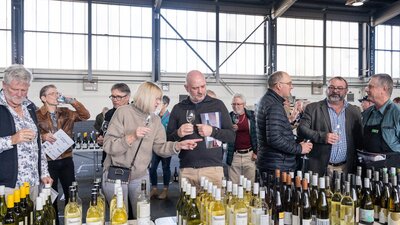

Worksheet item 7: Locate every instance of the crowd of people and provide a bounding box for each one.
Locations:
[1,64,399,219]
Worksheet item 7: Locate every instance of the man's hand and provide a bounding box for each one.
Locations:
[42,132,57,143]
[177,123,194,137]
[176,139,203,150]
[11,128,36,145]
[300,141,313,154]
[251,152,257,161]
[325,133,339,145]
[196,124,213,137]
[41,176,53,185]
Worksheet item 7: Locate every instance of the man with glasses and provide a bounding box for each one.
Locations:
[362,74,400,154]
[297,76,362,176]
[256,71,313,175]
[97,83,131,165]
[226,93,257,184]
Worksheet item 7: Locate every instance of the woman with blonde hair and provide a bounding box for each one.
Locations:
[102,81,201,218]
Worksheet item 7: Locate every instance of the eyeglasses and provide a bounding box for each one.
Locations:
[231,103,244,106]
[109,95,128,100]
[328,86,347,91]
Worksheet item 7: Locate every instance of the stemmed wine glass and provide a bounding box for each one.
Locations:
[186,110,195,123]
[232,113,240,124]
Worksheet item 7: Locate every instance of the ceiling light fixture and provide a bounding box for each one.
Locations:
[345,0,365,7]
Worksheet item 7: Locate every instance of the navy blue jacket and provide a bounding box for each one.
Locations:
[0,103,42,188]
[255,89,302,172]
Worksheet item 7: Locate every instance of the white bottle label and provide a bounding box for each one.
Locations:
[260,214,270,225]
[138,202,150,217]
[316,218,329,225]
[303,219,312,225]
[380,208,388,224]
[30,212,33,224]
[388,212,400,225]
[252,208,263,225]
[212,215,225,225]
[356,207,360,223]
[360,208,374,223]
[87,222,102,225]
[18,222,23,225]
[284,212,292,225]
[235,212,248,225]
[292,215,300,225]
[65,218,82,225]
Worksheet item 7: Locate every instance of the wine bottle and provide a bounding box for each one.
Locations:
[301,178,312,225]
[64,187,82,225]
[182,183,193,225]
[173,167,179,182]
[340,181,354,225]
[249,183,262,225]
[196,177,206,211]
[259,189,270,225]
[206,185,216,225]
[82,132,88,149]
[43,188,57,225]
[202,182,213,225]
[75,133,82,150]
[360,178,374,225]
[94,132,101,149]
[325,176,333,211]
[227,183,238,225]
[89,131,95,149]
[71,182,83,213]
[111,190,127,225]
[22,185,33,225]
[350,174,359,224]
[86,192,102,225]
[316,177,329,225]
[245,180,252,206]
[176,179,187,225]
[388,175,400,225]
[234,186,248,225]
[72,132,76,149]
[310,174,319,223]
[34,196,45,225]
[0,185,7,223]
[19,186,29,225]
[137,180,151,225]
[210,188,225,225]
[110,180,122,219]
[221,177,227,199]
[13,189,26,225]
[331,178,342,225]
[283,177,293,225]
[93,181,106,220]
[272,170,284,225]
[373,171,382,222]
[380,172,391,225]
[3,194,16,225]
[187,187,202,225]
[292,176,302,225]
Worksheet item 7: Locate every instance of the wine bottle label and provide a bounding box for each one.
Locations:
[380,208,388,224]
[302,218,312,225]
[388,212,400,225]
[283,212,292,225]
[178,214,182,225]
[260,214,269,225]
[138,202,150,217]
[76,143,81,149]
[360,208,375,223]
[30,211,33,224]
[183,218,187,225]
[356,207,360,223]
[316,218,329,225]
[211,215,225,225]
[292,215,300,225]
[87,221,102,225]
[18,222,23,225]
[65,218,82,225]
[24,216,28,225]
[235,212,248,225]
[252,208,263,225]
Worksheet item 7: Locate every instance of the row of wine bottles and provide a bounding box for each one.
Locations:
[176,166,400,225]
[72,131,101,150]
[0,182,56,225]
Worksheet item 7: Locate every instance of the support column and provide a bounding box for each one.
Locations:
[152,0,161,82]
[11,0,24,64]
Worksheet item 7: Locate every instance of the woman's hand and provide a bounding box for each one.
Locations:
[125,126,151,145]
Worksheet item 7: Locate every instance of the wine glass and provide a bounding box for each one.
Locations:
[232,113,240,124]
[186,110,195,123]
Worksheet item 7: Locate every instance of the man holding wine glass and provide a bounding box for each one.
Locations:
[226,93,258,184]
[167,70,235,189]
[297,76,362,176]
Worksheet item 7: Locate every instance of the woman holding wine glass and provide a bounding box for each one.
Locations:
[102,81,202,218]
[226,93,258,184]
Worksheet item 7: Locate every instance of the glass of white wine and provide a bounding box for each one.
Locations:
[232,113,239,124]
[186,110,195,124]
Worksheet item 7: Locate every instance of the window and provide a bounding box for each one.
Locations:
[0,0,11,67]
[277,18,323,76]
[375,25,400,78]
[326,21,359,77]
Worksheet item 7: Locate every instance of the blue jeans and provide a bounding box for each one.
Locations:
[149,152,171,187]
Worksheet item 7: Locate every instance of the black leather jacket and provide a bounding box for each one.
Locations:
[255,89,302,172]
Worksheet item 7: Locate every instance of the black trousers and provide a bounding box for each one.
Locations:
[48,157,76,225]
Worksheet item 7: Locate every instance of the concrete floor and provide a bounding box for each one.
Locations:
[56,152,180,224]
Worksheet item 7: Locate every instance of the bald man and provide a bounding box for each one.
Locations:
[167,70,235,189]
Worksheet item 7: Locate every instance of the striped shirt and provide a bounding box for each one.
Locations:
[327,100,348,164]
